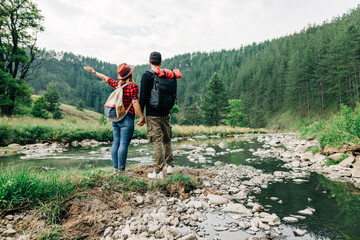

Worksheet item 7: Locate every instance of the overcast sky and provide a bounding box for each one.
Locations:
[34,0,359,66]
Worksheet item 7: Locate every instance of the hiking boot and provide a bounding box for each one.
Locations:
[166,165,174,175]
[147,171,164,179]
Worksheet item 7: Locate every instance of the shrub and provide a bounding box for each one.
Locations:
[301,104,360,148]
[0,122,15,145]
[52,105,62,119]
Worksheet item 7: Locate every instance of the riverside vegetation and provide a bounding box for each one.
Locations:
[0,165,199,239]
[0,103,266,147]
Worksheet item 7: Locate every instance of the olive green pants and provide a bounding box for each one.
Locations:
[146,115,174,173]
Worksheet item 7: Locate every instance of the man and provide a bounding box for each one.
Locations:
[139,51,174,179]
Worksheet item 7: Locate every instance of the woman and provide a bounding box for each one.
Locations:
[84,63,145,173]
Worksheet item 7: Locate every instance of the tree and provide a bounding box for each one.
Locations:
[0,69,33,116]
[226,99,247,127]
[200,73,228,126]
[44,82,60,112]
[52,104,62,119]
[76,99,84,111]
[0,0,44,116]
[170,104,180,124]
[182,104,202,125]
[31,96,49,119]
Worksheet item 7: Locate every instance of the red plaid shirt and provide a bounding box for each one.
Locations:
[107,78,138,115]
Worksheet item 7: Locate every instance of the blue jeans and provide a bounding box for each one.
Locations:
[111,116,134,171]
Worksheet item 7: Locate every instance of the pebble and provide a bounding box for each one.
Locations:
[293,229,307,236]
[283,217,299,223]
[4,215,14,221]
[2,229,17,237]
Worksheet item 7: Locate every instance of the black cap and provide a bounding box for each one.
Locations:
[149,51,161,65]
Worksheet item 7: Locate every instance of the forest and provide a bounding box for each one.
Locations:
[3,4,360,128]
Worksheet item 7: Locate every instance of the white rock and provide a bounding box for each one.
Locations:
[292,161,301,168]
[352,167,360,178]
[187,200,203,209]
[328,153,344,161]
[2,229,17,237]
[283,217,299,223]
[294,229,307,236]
[223,203,252,216]
[136,196,144,205]
[103,227,113,237]
[205,147,216,154]
[339,155,355,167]
[121,224,131,238]
[252,203,264,213]
[298,208,314,215]
[228,187,240,194]
[295,145,308,153]
[179,233,197,240]
[158,206,167,213]
[213,226,229,231]
[147,223,160,234]
[207,194,228,205]
[218,142,228,149]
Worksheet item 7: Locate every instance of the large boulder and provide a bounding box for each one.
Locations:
[207,194,228,205]
[339,155,355,168]
[328,153,344,161]
[223,203,252,216]
[351,159,360,178]
[294,145,308,153]
[351,167,360,178]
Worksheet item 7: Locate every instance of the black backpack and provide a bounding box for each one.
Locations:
[147,70,177,111]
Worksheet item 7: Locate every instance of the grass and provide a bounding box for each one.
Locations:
[1,111,266,146]
[310,145,320,154]
[301,104,360,149]
[151,172,199,193]
[0,166,198,224]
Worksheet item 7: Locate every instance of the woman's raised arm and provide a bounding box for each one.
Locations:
[84,65,109,81]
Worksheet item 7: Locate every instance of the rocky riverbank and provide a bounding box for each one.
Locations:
[2,133,360,239]
[1,163,313,240]
[253,134,360,187]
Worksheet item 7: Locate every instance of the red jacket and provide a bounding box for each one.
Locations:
[151,66,182,79]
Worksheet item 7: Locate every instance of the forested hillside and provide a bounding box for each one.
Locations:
[29,5,360,127]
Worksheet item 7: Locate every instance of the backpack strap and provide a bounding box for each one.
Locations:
[146,70,156,75]
[121,82,131,88]
[121,82,133,116]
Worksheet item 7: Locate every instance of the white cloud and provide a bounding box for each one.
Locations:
[34,0,359,65]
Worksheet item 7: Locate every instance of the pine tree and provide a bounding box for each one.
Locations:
[182,104,202,125]
[226,99,247,127]
[200,73,228,126]
[31,96,49,119]
[44,82,60,112]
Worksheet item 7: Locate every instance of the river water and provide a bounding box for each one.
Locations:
[1,136,360,240]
